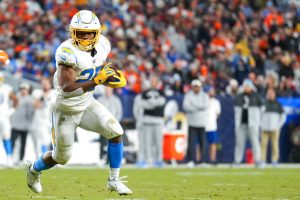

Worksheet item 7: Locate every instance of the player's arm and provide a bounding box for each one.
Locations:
[59,64,96,94]
[105,69,127,88]
[59,63,116,98]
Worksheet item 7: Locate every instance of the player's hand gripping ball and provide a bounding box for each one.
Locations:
[103,65,127,88]
[93,62,116,84]
[94,62,127,88]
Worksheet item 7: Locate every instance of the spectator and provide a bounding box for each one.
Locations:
[226,79,239,97]
[261,88,286,167]
[233,79,263,167]
[96,87,123,167]
[0,72,17,167]
[10,82,33,164]
[133,80,150,168]
[205,87,221,164]
[29,78,56,159]
[183,79,209,167]
[140,75,166,167]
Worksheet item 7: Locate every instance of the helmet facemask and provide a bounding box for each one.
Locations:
[70,28,100,51]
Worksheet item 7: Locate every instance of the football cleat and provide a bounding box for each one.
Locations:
[24,160,42,193]
[107,176,132,195]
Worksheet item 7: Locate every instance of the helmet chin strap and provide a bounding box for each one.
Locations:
[76,41,93,51]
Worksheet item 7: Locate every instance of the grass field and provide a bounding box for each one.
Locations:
[0,166,300,200]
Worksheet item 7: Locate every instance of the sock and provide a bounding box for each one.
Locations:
[3,139,12,155]
[41,145,48,154]
[109,168,120,178]
[31,154,56,173]
[108,142,123,178]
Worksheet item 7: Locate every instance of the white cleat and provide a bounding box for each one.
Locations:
[24,160,42,193]
[107,176,132,195]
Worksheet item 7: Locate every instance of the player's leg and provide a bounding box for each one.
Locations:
[149,125,156,165]
[234,125,247,164]
[153,123,163,167]
[10,128,18,151]
[199,127,206,163]
[270,131,280,165]
[137,124,147,168]
[30,130,40,159]
[137,123,150,167]
[0,118,13,167]
[249,127,261,166]
[19,130,28,161]
[26,107,78,193]
[79,99,132,195]
[186,126,198,166]
[260,131,269,165]
[207,131,218,164]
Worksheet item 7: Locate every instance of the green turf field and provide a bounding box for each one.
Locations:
[0,167,299,200]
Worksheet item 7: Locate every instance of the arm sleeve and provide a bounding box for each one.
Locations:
[55,46,77,69]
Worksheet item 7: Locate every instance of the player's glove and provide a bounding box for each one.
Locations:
[106,70,127,88]
[93,63,116,85]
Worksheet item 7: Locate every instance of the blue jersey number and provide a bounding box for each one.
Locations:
[76,66,102,90]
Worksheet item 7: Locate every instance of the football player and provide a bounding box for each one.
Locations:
[29,78,56,158]
[25,10,131,195]
[0,72,17,167]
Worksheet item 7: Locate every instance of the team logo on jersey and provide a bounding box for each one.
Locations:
[60,54,67,61]
[62,47,74,55]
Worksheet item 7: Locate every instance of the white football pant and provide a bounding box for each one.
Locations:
[50,98,124,164]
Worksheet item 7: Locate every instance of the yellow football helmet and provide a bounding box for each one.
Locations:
[69,10,101,51]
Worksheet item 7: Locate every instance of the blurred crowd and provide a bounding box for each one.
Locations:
[0,0,300,97]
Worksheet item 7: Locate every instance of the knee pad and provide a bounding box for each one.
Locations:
[107,118,124,136]
[53,149,72,165]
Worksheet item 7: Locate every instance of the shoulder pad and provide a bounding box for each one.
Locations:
[97,35,111,57]
[55,47,77,68]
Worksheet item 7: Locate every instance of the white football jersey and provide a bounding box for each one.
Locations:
[205,97,221,132]
[53,35,111,113]
[0,84,13,117]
